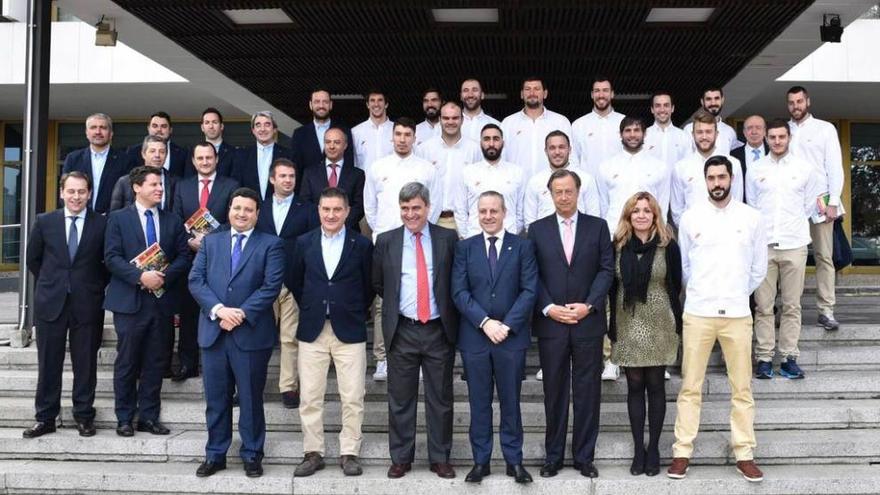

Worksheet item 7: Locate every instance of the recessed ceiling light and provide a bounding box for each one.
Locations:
[484,93,508,100]
[645,8,715,23]
[222,8,293,25]
[331,94,365,101]
[432,8,499,23]
[614,93,652,101]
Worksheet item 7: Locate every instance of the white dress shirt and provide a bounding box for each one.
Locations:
[523,164,600,227]
[134,201,160,244]
[746,152,818,250]
[415,120,441,149]
[64,207,86,246]
[482,228,506,258]
[416,135,482,212]
[645,122,691,168]
[351,118,394,173]
[399,226,439,319]
[197,172,216,202]
[271,194,293,235]
[364,152,443,239]
[324,158,345,181]
[89,146,109,209]
[571,110,626,177]
[163,140,173,172]
[670,150,744,226]
[321,226,346,280]
[501,108,573,178]
[683,119,740,154]
[743,143,767,172]
[540,212,579,316]
[455,159,526,238]
[210,227,254,319]
[314,119,330,152]
[461,109,501,143]
[256,142,274,198]
[789,114,844,208]
[596,149,672,235]
[678,200,766,318]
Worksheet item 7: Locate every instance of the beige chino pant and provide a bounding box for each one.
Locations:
[754,245,808,362]
[275,286,300,393]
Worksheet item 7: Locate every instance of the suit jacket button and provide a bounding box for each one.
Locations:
[227,287,232,292]
[328,282,333,286]
[322,299,327,304]
[491,293,495,298]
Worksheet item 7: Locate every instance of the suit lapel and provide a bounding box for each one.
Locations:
[230,230,258,280]
[128,205,148,249]
[331,229,357,280]
[546,217,568,266]
[219,230,232,283]
[390,227,404,293]
[51,210,72,267]
[279,200,300,236]
[429,225,443,286]
[569,214,589,264]
[491,233,513,286]
[73,209,97,264]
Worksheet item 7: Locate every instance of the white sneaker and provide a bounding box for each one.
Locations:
[536,368,543,381]
[665,370,671,380]
[373,360,388,381]
[601,362,620,381]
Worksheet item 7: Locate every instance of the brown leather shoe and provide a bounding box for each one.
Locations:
[736,460,764,482]
[430,462,456,479]
[340,455,363,476]
[294,452,325,477]
[387,463,412,478]
[667,457,689,479]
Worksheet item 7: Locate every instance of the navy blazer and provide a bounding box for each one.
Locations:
[452,232,538,352]
[183,141,237,178]
[172,174,240,227]
[528,213,614,339]
[103,204,191,316]
[288,227,373,344]
[61,147,131,214]
[189,229,285,351]
[26,208,108,324]
[232,143,293,200]
[255,196,319,263]
[108,169,177,213]
[290,121,354,175]
[299,160,365,230]
[127,141,189,178]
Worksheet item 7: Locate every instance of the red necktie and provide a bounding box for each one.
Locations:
[328,163,338,188]
[199,179,211,209]
[414,231,430,323]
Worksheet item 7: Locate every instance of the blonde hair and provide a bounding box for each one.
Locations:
[613,191,673,250]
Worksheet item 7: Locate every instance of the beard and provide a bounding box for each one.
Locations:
[710,186,731,201]
[482,146,501,161]
[424,107,439,119]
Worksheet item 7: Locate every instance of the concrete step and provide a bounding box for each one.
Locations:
[3,394,876,433]
[0,428,878,466]
[1,460,878,495]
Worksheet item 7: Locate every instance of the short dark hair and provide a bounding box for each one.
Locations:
[311,87,331,99]
[60,170,92,191]
[319,186,349,207]
[129,165,162,188]
[480,123,503,137]
[270,158,297,177]
[786,85,809,98]
[393,117,417,134]
[149,111,172,126]
[547,168,581,191]
[545,130,570,146]
[703,155,733,177]
[766,118,790,135]
[619,116,645,133]
[522,76,545,88]
[591,75,613,91]
[651,90,674,106]
[365,88,386,100]
[201,107,223,123]
[229,187,261,210]
[701,86,724,98]
[423,88,442,99]
[192,141,217,158]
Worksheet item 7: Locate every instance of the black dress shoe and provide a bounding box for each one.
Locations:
[136,420,170,435]
[465,464,490,483]
[196,460,226,477]
[232,393,239,408]
[171,366,198,382]
[281,391,300,409]
[579,462,599,478]
[244,460,263,478]
[22,421,56,438]
[76,419,97,437]
[506,464,533,483]
[631,449,646,475]
[116,423,134,437]
[540,462,562,478]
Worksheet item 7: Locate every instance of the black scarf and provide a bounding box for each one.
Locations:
[619,234,659,310]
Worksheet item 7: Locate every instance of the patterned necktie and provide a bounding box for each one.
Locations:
[231,233,244,273]
[752,148,761,162]
[199,179,211,209]
[144,210,157,246]
[328,163,339,188]
[414,231,430,323]
[562,218,574,265]
[488,236,498,278]
[68,216,79,263]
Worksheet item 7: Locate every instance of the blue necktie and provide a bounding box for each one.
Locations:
[752,148,761,162]
[231,233,244,273]
[144,210,157,246]
[488,236,498,278]
[68,216,79,263]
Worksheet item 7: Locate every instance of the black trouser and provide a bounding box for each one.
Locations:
[34,299,102,423]
[171,290,200,371]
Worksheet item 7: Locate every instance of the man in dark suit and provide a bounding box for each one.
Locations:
[528,168,614,479]
[300,127,365,230]
[170,142,240,382]
[24,171,108,439]
[290,89,355,175]
[61,113,130,214]
[452,191,537,484]
[233,111,293,200]
[188,187,285,479]
[372,182,459,479]
[110,135,177,212]
[104,166,190,437]
[126,111,189,178]
[199,107,237,178]
[288,187,373,477]
[255,158,319,408]
[730,115,768,202]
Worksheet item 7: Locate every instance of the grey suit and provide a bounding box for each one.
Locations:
[372,223,458,465]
